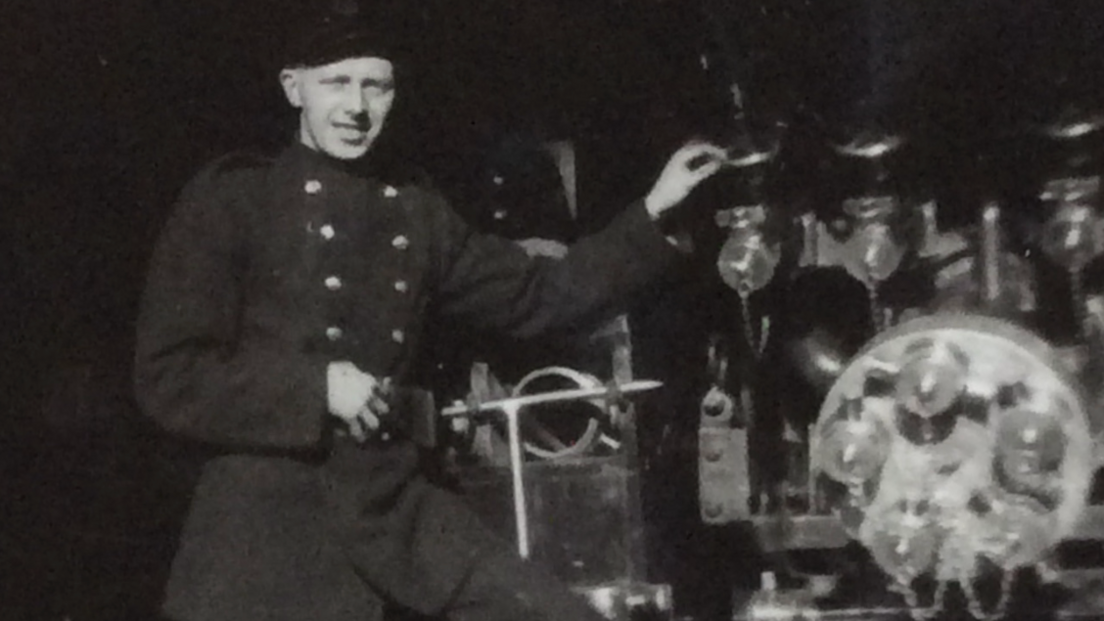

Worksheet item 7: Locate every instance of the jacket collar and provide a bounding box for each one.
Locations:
[283,140,378,179]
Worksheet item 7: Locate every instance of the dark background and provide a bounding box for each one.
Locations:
[3,1,1104,620]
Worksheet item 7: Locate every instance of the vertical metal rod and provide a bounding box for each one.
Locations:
[800,212,818,268]
[921,201,938,253]
[807,422,818,512]
[505,404,530,559]
[981,202,1002,306]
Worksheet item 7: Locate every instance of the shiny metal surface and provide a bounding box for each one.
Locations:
[808,314,1096,618]
[716,206,783,295]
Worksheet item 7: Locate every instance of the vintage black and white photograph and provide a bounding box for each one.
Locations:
[4,1,1104,620]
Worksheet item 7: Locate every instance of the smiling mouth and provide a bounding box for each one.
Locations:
[334,122,369,134]
[334,124,371,146]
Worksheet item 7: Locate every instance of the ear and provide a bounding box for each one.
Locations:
[280,68,303,108]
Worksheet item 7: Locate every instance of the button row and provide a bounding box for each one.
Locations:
[324,327,405,344]
[304,179,399,199]
[310,223,407,251]
[304,177,407,348]
[322,278,406,293]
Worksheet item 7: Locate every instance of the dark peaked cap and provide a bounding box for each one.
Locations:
[282,0,409,69]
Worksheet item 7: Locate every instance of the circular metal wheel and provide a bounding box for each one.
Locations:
[811,313,1095,580]
[511,366,617,460]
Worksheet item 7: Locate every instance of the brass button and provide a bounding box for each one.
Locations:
[305,180,323,195]
[324,276,342,291]
[326,326,344,341]
[493,209,508,221]
[394,280,408,293]
[383,185,399,198]
[391,329,405,343]
[319,224,335,240]
[392,235,410,250]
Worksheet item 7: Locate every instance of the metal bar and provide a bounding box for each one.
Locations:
[981,202,1002,305]
[441,380,662,417]
[504,403,530,559]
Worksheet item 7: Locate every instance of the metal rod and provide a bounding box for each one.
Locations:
[800,212,818,268]
[981,202,1002,306]
[504,403,530,559]
[921,201,938,250]
[440,380,662,417]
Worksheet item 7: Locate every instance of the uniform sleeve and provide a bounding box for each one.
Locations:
[433,198,687,339]
[134,164,329,449]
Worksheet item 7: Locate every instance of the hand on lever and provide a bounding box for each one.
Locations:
[327,361,391,442]
[644,141,728,219]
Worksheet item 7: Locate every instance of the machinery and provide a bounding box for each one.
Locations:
[435,5,1104,619]
[698,110,1104,619]
[681,0,1104,616]
[444,317,675,621]
[437,105,1104,621]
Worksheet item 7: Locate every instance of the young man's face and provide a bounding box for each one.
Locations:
[280,56,396,160]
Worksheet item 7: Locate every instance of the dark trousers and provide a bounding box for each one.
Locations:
[344,474,607,621]
[446,548,607,621]
[161,443,606,621]
[386,546,607,621]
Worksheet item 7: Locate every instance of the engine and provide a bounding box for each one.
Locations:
[699,107,1104,619]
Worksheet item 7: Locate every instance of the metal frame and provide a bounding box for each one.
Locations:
[441,380,662,558]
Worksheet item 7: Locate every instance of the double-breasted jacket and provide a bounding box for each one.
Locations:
[134,141,683,621]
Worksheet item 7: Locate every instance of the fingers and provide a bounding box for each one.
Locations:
[357,407,381,431]
[364,376,392,416]
[690,157,723,180]
[342,407,380,443]
[347,415,367,443]
[341,408,381,443]
[349,378,390,443]
[678,142,728,170]
[366,390,390,418]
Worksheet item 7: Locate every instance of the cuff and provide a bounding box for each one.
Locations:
[621,199,696,261]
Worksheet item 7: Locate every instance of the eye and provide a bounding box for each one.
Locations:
[362,81,394,95]
[320,77,350,89]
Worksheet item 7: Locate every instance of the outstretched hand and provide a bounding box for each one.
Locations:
[643,141,728,219]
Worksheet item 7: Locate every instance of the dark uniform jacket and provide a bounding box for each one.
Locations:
[134,141,682,621]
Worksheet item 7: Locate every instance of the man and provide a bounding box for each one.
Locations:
[134,7,725,621]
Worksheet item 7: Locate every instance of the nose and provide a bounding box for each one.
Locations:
[343,88,369,115]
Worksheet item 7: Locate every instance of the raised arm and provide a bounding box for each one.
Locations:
[433,142,726,338]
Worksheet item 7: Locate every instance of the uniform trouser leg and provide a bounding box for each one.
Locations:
[443,546,607,621]
[344,477,606,621]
